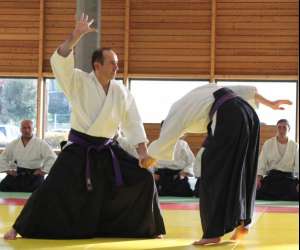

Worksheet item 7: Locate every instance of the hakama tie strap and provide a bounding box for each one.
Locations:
[209,89,237,120]
[203,88,238,148]
[68,131,123,191]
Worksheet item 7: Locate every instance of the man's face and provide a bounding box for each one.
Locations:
[96,50,119,80]
[20,121,33,139]
[277,122,289,138]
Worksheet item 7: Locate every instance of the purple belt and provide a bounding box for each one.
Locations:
[209,91,237,120]
[203,91,237,147]
[68,131,123,191]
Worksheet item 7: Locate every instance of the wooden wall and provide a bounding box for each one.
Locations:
[101,0,126,75]
[101,0,299,82]
[0,0,76,77]
[43,0,76,73]
[216,0,299,78]
[0,0,298,80]
[145,123,277,155]
[0,0,40,74]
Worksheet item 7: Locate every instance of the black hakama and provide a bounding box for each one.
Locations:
[256,170,299,201]
[199,88,260,238]
[13,129,165,239]
[155,168,193,197]
[0,167,44,192]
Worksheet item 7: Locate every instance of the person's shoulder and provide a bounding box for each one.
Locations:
[111,80,128,92]
[33,137,51,147]
[76,69,93,81]
[288,139,299,147]
[177,139,191,150]
[261,137,275,149]
[5,138,20,148]
[265,137,276,144]
[111,80,132,100]
[178,139,188,146]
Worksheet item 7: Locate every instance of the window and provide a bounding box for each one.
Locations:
[218,81,297,140]
[130,80,209,123]
[45,79,71,149]
[0,78,37,147]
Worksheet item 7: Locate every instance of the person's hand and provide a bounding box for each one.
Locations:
[269,100,293,110]
[7,170,17,176]
[179,171,190,179]
[256,175,263,190]
[57,13,96,56]
[139,154,157,169]
[73,13,96,38]
[33,169,46,176]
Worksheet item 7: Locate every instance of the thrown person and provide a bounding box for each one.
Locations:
[147,84,292,245]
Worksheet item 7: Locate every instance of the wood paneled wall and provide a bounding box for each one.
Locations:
[0,0,76,77]
[128,0,212,77]
[101,0,299,82]
[0,0,298,81]
[101,0,126,75]
[145,123,277,155]
[43,0,76,73]
[0,0,40,74]
[216,0,299,78]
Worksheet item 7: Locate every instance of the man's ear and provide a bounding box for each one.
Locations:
[93,62,101,71]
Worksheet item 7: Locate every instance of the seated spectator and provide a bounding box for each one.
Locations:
[256,119,299,201]
[0,120,57,192]
[154,131,195,197]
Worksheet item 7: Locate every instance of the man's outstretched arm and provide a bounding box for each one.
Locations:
[255,93,292,110]
[50,13,96,97]
[58,13,96,57]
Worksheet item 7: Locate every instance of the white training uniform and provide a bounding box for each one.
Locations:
[148,84,258,177]
[257,137,299,177]
[0,136,57,173]
[50,51,147,146]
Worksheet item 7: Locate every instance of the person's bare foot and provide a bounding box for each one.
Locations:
[230,225,249,240]
[193,237,221,245]
[155,234,164,239]
[3,228,17,240]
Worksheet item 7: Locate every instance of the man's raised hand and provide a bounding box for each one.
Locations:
[73,13,96,38]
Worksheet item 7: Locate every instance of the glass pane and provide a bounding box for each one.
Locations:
[130,80,209,123]
[218,81,297,140]
[45,79,71,149]
[0,78,37,147]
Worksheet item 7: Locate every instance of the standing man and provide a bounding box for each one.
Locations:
[256,119,299,201]
[147,84,291,245]
[0,120,56,192]
[4,14,165,240]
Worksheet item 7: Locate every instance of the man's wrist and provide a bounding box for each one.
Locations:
[136,142,148,155]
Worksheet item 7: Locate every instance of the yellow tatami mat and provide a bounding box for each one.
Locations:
[0,202,298,250]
